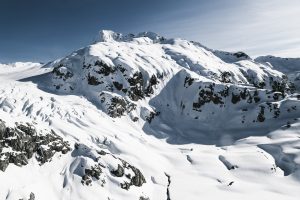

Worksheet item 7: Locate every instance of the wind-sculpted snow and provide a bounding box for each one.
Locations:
[1,31,300,199]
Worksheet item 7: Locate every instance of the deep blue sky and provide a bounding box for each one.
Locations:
[0,0,299,63]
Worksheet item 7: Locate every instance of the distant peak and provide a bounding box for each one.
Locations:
[136,31,164,42]
[95,30,166,43]
[97,30,123,42]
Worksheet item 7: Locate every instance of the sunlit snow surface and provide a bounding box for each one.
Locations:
[0,31,299,200]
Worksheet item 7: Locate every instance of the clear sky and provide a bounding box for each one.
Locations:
[0,0,299,63]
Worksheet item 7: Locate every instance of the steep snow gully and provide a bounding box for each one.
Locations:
[0,30,300,200]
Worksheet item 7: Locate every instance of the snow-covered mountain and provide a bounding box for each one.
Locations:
[255,55,300,92]
[0,30,299,200]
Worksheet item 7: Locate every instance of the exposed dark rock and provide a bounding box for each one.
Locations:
[231,89,252,104]
[113,81,123,90]
[0,120,71,171]
[253,90,260,103]
[228,181,234,186]
[145,75,159,96]
[218,86,229,97]
[139,196,150,200]
[219,71,232,83]
[129,86,144,101]
[165,173,171,200]
[94,60,116,76]
[128,72,143,86]
[81,174,92,186]
[119,158,146,190]
[0,157,9,171]
[120,181,131,190]
[128,72,144,101]
[233,51,249,59]
[81,165,102,185]
[193,84,223,110]
[29,192,35,200]
[116,65,127,73]
[271,79,287,95]
[273,92,282,101]
[97,150,108,155]
[146,111,160,123]
[111,164,124,177]
[184,76,194,87]
[265,103,281,118]
[87,73,102,85]
[254,81,266,89]
[19,192,36,200]
[74,144,146,189]
[132,117,139,122]
[231,92,241,104]
[130,166,146,187]
[286,121,291,128]
[52,64,73,80]
[257,106,265,122]
[240,88,249,100]
[107,97,136,118]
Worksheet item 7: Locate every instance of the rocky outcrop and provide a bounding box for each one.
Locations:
[192,84,224,111]
[73,143,146,189]
[0,119,71,171]
[111,164,124,177]
[119,158,146,190]
[52,64,73,80]
[81,164,103,186]
[100,93,136,118]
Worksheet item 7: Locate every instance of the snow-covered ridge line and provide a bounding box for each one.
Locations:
[255,55,300,74]
[255,55,300,92]
[0,62,41,68]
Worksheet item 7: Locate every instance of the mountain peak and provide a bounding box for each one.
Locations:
[97,30,123,42]
[96,30,165,43]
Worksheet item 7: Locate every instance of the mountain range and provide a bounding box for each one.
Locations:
[0,30,299,200]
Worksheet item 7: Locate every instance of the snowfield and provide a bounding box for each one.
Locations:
[0,30,299,200]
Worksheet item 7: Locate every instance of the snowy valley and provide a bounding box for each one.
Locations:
[0,30,300,200]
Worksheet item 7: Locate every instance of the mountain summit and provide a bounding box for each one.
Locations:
[96,30,164,43]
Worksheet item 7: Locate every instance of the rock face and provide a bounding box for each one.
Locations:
[118,158,146,190]
[111,164,124,177]
[0,119,71,171]
[73,143,146,189]
[49,57,162,119]
[100,94,136,118]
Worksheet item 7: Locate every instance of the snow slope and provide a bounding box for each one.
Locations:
[0,31,300,200]
[255,55,300,92]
